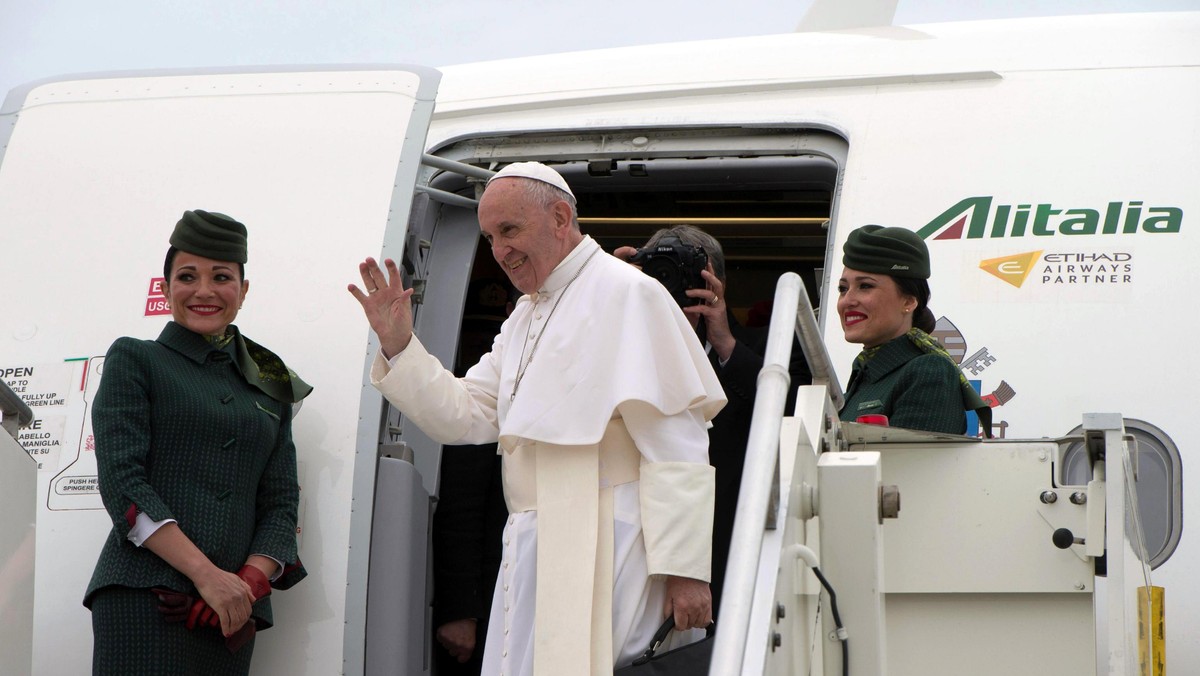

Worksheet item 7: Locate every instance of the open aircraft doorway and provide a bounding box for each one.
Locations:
[359,128,849,673]
[431,126,845,336]
[395,128,848,493]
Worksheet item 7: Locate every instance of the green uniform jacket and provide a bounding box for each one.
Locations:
[84,321,306,628]
[839,334,966,434]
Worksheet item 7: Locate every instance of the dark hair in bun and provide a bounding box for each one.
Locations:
[894,276,935,334]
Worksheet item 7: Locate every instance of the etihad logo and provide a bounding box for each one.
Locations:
[978,250,1134,288]
[918,196,1182,240]
[980,251,1042,288]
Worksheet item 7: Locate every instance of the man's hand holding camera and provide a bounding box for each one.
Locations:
[616,241,737,363]
[687,268,736,363]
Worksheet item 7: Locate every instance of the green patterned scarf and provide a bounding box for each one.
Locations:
[205,327,314,404]
[235,333,313,404]
[203,332,236,349]
[854,343,883,368]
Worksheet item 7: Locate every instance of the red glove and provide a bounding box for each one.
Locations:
[222,565,270,654]
[187,598,220,630]
[236,564,271,601]
[183,565,271,629]
[150,586,216,630]
[152,588,194,623]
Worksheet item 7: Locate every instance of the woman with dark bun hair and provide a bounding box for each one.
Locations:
[84,210,311,675]
[836,224,991,435]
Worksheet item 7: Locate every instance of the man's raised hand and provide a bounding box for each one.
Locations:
[348,257,415,359]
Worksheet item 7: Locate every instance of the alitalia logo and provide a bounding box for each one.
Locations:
[917,196,1182,240]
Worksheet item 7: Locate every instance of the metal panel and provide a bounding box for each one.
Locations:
[365,456,432,676]
[874,436,1096,675]
[817,452,887,676]
[885,594,1094,676]
[876,441,1094,594]
[0,428,36,676]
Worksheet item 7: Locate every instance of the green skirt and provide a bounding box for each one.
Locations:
[90,586,255,676]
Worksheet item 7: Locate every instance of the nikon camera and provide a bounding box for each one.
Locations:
[628,236,709,307]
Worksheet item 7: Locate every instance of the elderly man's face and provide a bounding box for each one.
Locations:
[478,179,573,294]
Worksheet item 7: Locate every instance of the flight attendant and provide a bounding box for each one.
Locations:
[85,210,310,675]
[836,224,991,435]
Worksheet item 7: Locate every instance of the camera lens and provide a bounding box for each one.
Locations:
[630,238,707,307]
[642,258,686,297]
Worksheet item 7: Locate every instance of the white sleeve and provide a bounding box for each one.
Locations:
[618,400,709,464]
[127,511,177,547]
[619,400,715,581]
[128,514,285,580]
[372,335,502,445]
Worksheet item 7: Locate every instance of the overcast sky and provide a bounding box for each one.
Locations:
[2,0,1196,98]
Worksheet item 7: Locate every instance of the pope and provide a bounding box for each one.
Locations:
[349,162,727,676]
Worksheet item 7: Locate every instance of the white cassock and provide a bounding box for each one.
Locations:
[372,236,727,676]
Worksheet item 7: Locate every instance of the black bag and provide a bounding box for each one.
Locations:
[613,617,715,676]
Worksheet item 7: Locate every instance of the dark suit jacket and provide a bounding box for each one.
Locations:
[702,312,810,613]
[84,322,306,628]
[431,444,508,675]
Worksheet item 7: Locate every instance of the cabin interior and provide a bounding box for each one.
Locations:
[423,127,843,338]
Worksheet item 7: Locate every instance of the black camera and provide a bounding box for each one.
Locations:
[629,236,709,307]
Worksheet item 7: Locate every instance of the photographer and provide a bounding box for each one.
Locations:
[616,225,811,615]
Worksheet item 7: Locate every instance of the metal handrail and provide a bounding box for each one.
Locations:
[710,272,840,674]
[416,153,497,208]
[420,153,496,181]
[707,274,794,674]
[792,275,842,411]
[1,379,33,439]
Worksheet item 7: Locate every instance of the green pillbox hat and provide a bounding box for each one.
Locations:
[842,224,930,279]
[170,210,248,263]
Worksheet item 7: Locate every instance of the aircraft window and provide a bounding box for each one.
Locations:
[1059,418,1182,569]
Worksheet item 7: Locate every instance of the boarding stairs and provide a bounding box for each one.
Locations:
[709,273,1161,676]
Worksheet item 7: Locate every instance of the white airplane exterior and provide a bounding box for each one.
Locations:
[0,9,1195,675]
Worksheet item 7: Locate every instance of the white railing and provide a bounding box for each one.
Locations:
[709,272,840,674]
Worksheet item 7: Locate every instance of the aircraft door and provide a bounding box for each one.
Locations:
[0,65,441,676]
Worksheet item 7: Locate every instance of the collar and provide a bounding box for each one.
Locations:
[531,236,597,301]
[156,321,230,364]
[155,321,312,403]
[854,334,924,384]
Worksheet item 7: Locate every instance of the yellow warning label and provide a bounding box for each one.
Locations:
[1138,585,1165,676]
[979,250,1043,288]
